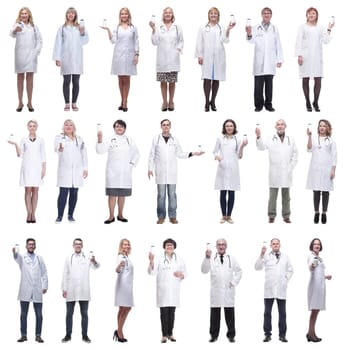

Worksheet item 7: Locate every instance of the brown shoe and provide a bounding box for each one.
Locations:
[35,336,44,343]
[169,218,178,224]
[268,217,275,223]
[283,217,291,223]
[157,218,165,224]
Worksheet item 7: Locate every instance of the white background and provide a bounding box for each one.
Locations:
[1,0,342,349]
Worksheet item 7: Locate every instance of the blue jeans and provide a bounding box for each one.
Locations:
[263,298,286,337]
[20,301,43,336]
[66,301,89,337]
[157,184,177,219]
[57,187,79,218]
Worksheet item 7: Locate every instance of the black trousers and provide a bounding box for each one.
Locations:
[210,307,235,339]
[254,75,273,109]
[63,74,80,103]
[263,298,286,337]
[160,307,176,337]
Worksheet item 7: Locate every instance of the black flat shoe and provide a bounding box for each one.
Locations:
[16,104,24,112]
[204,103,210,112]
[104,218,115,224]
[27,104,34,112]
[117,216,128,222]
[314,212,319,224]
[255,106,263,112]
[321,213,327,224]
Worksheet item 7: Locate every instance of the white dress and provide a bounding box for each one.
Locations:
[115,255,134,307]
[306,136,337,191]
[10,23,42,73]
[295,23,331,78]
[111,25,139,76]
[213,135,241,190]
[308,253,326,310]
[19,136,46,187]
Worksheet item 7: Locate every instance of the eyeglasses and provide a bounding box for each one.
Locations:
[162,124,170,127]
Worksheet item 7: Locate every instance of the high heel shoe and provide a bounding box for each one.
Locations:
[27,104,35,112]
[16,104,24,112]
[113,330,127,342]
[210,102,217,111]
[312,102,320,112]
[306,334,321,342]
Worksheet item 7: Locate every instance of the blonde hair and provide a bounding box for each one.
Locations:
[208,7,220,23]
[62,119,76,138]
[16,7,34,27]
[318,119,332,137]
[118,7,133,26]
[64,7,78,26]
[162,7,175,23]
[27,119,38,127]
[118,239,131,255]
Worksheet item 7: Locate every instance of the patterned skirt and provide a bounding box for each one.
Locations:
[156,71,178,83]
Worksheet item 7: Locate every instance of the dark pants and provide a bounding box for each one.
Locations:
[20,301,43,336]
[63,74,80,103]
[220,190,235,216]
[57,187,79,218]
[66,301,89,337]
[160,307,176,337]
[263,298,286,337]
[313,191,329,212]
[254,75,273,109]
[210,307,235,339]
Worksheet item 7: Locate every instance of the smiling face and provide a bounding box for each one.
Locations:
[20,9,29,24]
[120,9,130,23]
[318,121,329,136]
[160,119,171,135]
[270,239,280,253]
[63,120,75,136]
[225,121,235,136]
[216,239,227,255]
[27,121,38,134]
[26,240,36,254]
[275,119,286,135]
[312,239,321,254]
[208,8,219,24]
[261,9,272,24]
[73,239,83,253]
[306,9,318,24]
[121,239,131,255]
[114,123,126,135]
[164,243,175,256]
[66,10,77,23]
[163,7,174,23]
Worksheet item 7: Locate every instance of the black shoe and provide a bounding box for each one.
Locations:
[209,337,217,343]
[27,104,35,112]
[117,215,128,222]
[17,336,28,342]
[321,213,327,224]
[263,335,271,342]
[122,107,128,112]
[279,336,288,342]
[104,218,115,224]
[16,104,24,112]
[61,335,71,343]
[314,213,320,224]
[35,336,44,343]
[306,102,312,112]
[210,102,217,111]
[228,337,235,343]
[82,335,91,343]
[265,106,275,112]
[255,106,263,112]
[118,105,123,110]
[169,336,176,342]
[161,337,168,343]
[312,102,320,112]
[204,104,210,112]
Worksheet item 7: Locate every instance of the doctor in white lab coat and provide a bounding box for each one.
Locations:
[61,238,100,343]
[10,7,42,112]
[148,238,186,343]
[306,119,337,224]
[255,238,293,342]
[13,238,48,343]
[53,7,89,111]
[195,7,235,112]
[246,7,283,112]
[54,119,88,223]
[148,119,203,224]
[256,119,298,223]
[201,238,242,343]
[96,119,140,224]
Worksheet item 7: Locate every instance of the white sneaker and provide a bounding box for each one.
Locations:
[220,217,226,224]
[227,217,234,224]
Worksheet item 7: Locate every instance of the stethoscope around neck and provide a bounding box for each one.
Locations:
[223,135,238,152]
[214,253,231,268]
[317,136,330,148]
[272,134,290,146]
[111,135,130,147]
[163,252,177,265]
[205,23,221,34]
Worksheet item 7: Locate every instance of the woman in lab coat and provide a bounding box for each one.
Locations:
[8,120,46,223]
[149,7,183,111]
[307,238,332,342]
[53,7,89,111]
[114,239,134,342]
[195,7,235,112]
[213,119,247,224]
[10,7,42,112]
[96,119,139,223]
[101,7,139,111]
[54,119,88,223]
[295,7,334,112]
[306,120,336,224]
[148,238,186,343]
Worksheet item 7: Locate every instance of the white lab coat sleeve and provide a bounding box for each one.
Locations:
[134,26,139,53]
[10,24,18,38]
[321,27,331,44]
[255,256,265,270]
[256,137,267,151]
[231,257,242,287]
[148,137,157,172]
[34,26,43,56]
[39,256,48,290]
[61,258,70,292]
[201,257,211,274]
[14,252,23,266]
[81,30,89,45]
[285,256,294,281]
[176,25,184,52]
[174,138,189,159]
[129,139,140,166]
[95,140,109,154]
[40,138,46,163]
[80,138,88,171]
[212,138,221,157]
[274,26,283,63]
[90,261,100,270]
[148,260,157,275]
[295,25,304,57]
[331,140,337,166]
[52,27,63,61]
[289,139,298,170]
[151,31,159,46]
[195,26,204,58]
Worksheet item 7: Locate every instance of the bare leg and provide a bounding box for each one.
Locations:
[118,77,124,107]
[122,76,131,108]
[117,307,131,339]
[117,197,125,219]
[24,187,33,222]
[168,82,175,109]
[17,73,25,108]
[26,72,34,108]
[31,187,39,221]
[160,82,168,109]
[107,196,116,220]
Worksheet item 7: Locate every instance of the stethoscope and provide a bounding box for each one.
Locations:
[205,23,222,34]
[111,135,130,147]
[25,253,41,266]
[163,252,177,266]
[214,253,231,268]
[157,133,175,146]
[70,252,86,266]
[115,24,135,35]
[317,136,330,148]
[272,134,290,146]
[269,251,281,264]
[223,135,238,152]
[62,134,81,148]
[159,24,180,40]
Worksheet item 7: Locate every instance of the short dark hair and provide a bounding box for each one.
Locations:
[160,119,171,126]
[73,238,83,245]
[309,238,323,252]
[163,238,177,249]
[113,119,127,129]
[261,7,272,15]
[26,238,36,245]
[222,119,238,135]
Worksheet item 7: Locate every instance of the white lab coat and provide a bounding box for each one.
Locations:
[54,134,88,188]
[148,254,186,307]
[195,24,229,80]
[152,24,183,72]
[213,135,241,190]
[295,24,331,78]
[62,252,100,302]
[148,134,189,185]
[257,134,298,188]
[307,253,326,310]
[247,23,283,76]
[115,255,134,307]
[52,25,89,75]
[201,254,242,307]
[19,136,46,187]
[306,136,337,191]
[96,134,140,188]
[111,25,139,76]
[14,252,48,303]
[255,251,293,300]
[10,23,42,73]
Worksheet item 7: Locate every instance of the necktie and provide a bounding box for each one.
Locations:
[275,252,280,260]
[220,255,224,264]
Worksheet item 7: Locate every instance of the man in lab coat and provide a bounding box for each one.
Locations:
[256,119,298,223]
[148,119,203,224]
[13,238,48,343]
[201,238,242,343]
[61,238,100,343]
[246,7,283,112]
[255,238,293,343]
